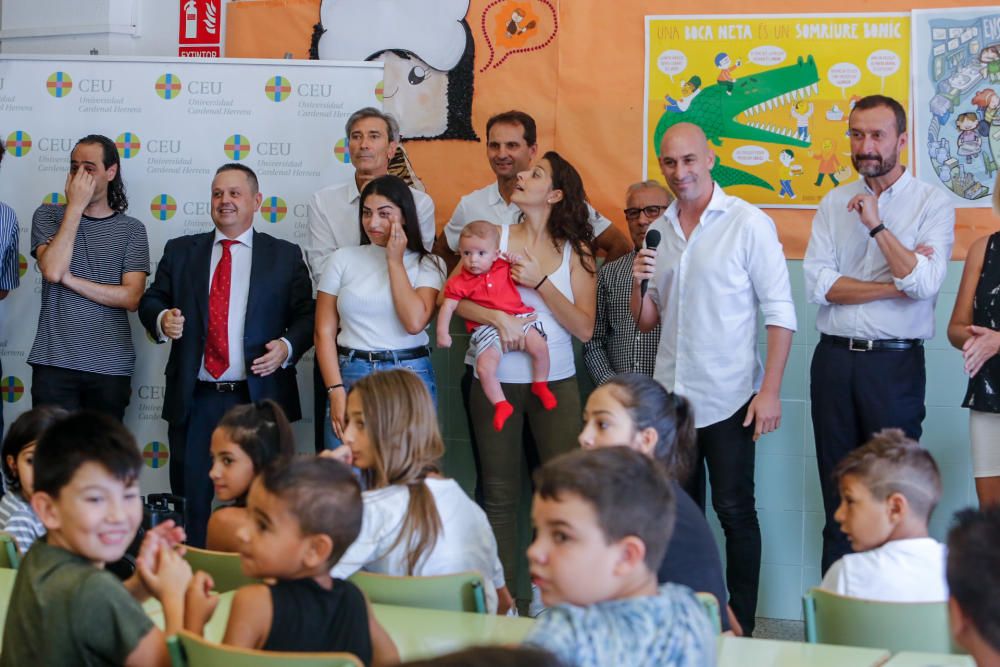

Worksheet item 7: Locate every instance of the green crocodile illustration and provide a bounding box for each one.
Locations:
[654,55,821,191]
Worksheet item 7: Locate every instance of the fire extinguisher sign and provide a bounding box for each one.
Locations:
[178,0,222,57]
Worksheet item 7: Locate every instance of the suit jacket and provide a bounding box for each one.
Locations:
[139,229,315,425]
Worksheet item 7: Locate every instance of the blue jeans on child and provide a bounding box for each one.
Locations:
[323,350,437,450]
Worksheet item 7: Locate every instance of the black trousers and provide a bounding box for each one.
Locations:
[168,382,250,548]
[684,398,759,636]
[810,339,925,573]
[31,364,131,421]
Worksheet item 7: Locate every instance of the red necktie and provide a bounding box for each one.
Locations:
[204,239,238,379]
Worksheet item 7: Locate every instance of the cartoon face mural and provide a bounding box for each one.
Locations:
[313,0,477,142]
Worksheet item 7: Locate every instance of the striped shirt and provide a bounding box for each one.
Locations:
[583,250,661,385]
[28,205,149,376]
[0,491,44,555]
[0,202,19,292]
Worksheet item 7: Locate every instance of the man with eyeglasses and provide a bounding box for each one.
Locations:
[583,181,671,385]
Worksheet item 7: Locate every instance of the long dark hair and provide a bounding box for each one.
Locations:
[216,399,295,483]
[359,175,433,264]
[603,373,697,484]
[76,135,128,213]
[541,151,595,273]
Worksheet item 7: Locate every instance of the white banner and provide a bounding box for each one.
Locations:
[0,55,383,491]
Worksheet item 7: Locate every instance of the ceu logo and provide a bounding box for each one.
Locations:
[155,73,182,100]
[375,80,384,102]
[115,132,141,159]
[150,194,177,221]
[260,196,287,223]
[334,137,350,164]
[5,131,31,157]
[41,192,66,206]
[265,75,291,102]
[1,377,24,404]
[224,134,251,160]
[46,71,73,98]
[17,254,27,279]
[143,441,169,469]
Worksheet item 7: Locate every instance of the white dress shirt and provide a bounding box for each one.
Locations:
[156,228,292,381]
[803,168,955,340]
[306,178,435,285]
[442,181,612,251]
[648,183,796,428]
[819,537,947,602]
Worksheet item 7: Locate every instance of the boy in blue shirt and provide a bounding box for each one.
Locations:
[524,447,715,667]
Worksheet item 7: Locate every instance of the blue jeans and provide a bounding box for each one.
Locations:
[323,351,437,450]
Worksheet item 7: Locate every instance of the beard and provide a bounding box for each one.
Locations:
[852,149,898,178]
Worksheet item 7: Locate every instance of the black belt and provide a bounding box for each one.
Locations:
[196,380,248,393]
[337,345,430,362]
[820,334,922,352]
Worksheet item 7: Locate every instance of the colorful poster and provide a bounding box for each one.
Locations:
[913,8,1000,208]
[644,14,910,208]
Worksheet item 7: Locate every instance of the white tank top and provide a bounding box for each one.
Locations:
[494,224,576,383]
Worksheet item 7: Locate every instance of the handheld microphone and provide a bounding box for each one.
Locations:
[639,229,661,299]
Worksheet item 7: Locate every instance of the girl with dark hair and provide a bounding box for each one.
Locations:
[452,151,596,607]
[0,406,69,553]
[206,399,295,552]
[579,373,735,633]
[329,369,512,614]
[315,175,445,452]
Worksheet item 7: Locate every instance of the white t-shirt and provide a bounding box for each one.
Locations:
[318,244,444,350]
[331,478,506,613]
[443,181,612,252]
[819,537,948,602]
[306,179,436,285]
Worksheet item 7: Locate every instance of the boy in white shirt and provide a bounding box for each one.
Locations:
[820,428,946,601]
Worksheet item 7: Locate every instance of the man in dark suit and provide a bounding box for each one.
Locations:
[140,163,314,547]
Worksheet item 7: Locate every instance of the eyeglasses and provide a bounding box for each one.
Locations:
[623,205,667,221]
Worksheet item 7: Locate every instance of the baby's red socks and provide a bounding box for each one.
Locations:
[531,381,558,410]
[493,400,514,431]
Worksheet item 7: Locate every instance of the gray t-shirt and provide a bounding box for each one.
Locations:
[28,205,149,376]
[1,539,154,666]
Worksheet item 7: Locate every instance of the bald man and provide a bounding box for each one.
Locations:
[631,123,796,635]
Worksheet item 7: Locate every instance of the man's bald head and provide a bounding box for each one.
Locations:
[657,123,715,204]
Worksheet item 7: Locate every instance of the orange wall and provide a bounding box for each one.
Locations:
[229,0,1000,257]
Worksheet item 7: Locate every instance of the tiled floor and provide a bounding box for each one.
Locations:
[754,617,805,641]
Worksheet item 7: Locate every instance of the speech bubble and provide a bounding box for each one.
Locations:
[827,63,861,97]
[866,49,900,92]
[748,46,786,67]
[732,145,771,166]
[657,50,687,82]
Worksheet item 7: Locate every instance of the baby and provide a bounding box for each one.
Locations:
[437,220,556,431]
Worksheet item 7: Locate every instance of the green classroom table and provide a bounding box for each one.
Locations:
[882,652,976,667]
[717,636,890,667]
[145,592,534,660]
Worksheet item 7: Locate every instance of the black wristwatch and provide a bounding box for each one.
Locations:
[869,223,886,238]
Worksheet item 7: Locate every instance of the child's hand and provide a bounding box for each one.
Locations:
[184,571,220,631]
[319,445,353,466]
[437,331,453,348]
[139,542,193,601]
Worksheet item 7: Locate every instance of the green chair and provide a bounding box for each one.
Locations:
[348,571,488,613]
[167,630,362,667]
[695,592,722,634]
[803,588,962,654]
[183,546,259,593]
[0,532,20,569]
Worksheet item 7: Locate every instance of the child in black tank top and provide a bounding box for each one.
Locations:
[184,458,399,665]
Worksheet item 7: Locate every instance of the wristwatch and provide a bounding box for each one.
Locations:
[869,223,886,238]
